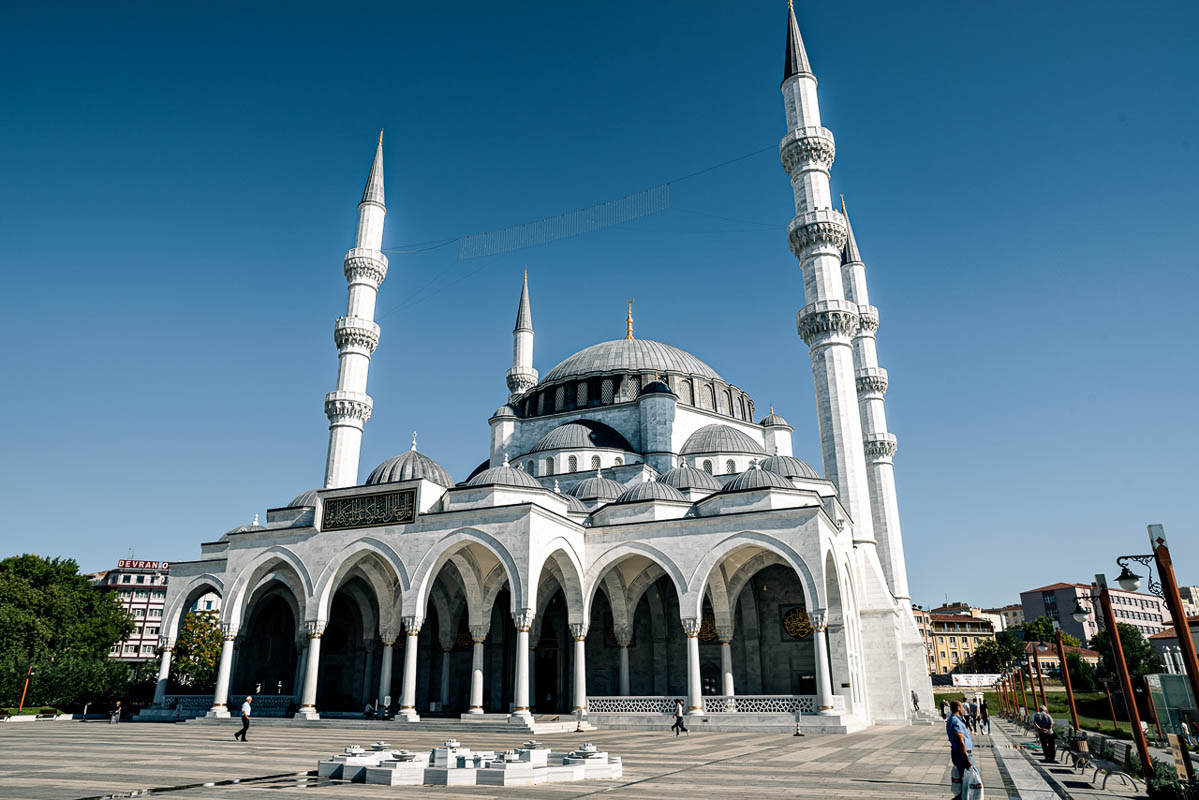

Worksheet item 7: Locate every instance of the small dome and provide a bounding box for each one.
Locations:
[465,457,543,489]
[531,420,632,453]
[721,465,796,493]
[681,424,766,456]
[639,380,676,397]
[286,489,321,508]
[366,448,453,487]
[614,480,688,504]
[659,462,722,492]
[562,493,590,514]
[224,514,265,535]
[759,406,790,427]
[566,470,626,502]
[491,405,518,418]
[759,454,819,480]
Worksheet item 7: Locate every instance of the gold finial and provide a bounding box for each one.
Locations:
[625,299,634,340]
[840,194,846,214]
[378,129,384,146]
[788,0,793,9]
[770,404,775,415]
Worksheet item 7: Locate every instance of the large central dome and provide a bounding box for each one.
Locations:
[541,339,724,385]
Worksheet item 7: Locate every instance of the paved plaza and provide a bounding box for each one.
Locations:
[0,720,1018,799]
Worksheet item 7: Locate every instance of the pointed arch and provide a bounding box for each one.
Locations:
[223,546,314,629]
[409,528,523,617]
[163,574,225,637]
[530,538,585,624]
[685,531,820,620]
[583,542,685,620]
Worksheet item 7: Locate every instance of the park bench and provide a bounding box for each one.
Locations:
[34,709,58,720]
[1071,740,1139,791]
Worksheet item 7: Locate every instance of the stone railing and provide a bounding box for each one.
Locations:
[161,694,296,718]
[588,695,845,715]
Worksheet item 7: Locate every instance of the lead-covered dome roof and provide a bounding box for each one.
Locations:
[286,489,321,508]
[659,463,723,492]
[541,339,723,384]
[464,461,542,489]
[721,465,796,493]
[759,454,820,480]
[614,480,688,504]
[566,470,626,502]
[366,449,453,487]
[681,424,766,455]
[531,420,632,453]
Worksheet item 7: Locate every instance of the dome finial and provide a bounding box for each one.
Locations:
[252,513,260,526]
[503,452,510,467]
[770,403,775,415]
[625,298,634,340]
[411,431,418,451]
[553,479,561,493]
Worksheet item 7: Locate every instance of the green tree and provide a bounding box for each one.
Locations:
[0,554,133,660]
[1060,630,1082,648]
[170,611,222,691]
[1065,651,1098,692]
[968,639,1004,673]
[1089,624,1160,682]
[1021,616,1055,643]
[995,630,1026,666]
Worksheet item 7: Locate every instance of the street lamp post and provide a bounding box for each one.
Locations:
[1016,666,1029,717]
[1094,573,1153,778]
[1054,625,1080,732]
[1032,644,1048,709]
[1138,526,1199,722]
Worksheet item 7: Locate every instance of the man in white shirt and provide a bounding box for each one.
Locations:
[234,695,252,741]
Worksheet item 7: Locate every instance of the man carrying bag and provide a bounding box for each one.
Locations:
[947,700,984,799]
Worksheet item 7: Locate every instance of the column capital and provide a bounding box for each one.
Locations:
[681,617,702,638]
[716,626,735,643]
[512,610,535,632]
[379,624,401,645]
[612,624,633,647]
[305,619,327,638]
[402,615,423,635]
[468,623,490,644]
[569,623,589,641]
[809,609,828,631]
[219,622,239,640]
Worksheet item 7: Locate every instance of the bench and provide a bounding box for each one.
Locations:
[1071,740,1139,791]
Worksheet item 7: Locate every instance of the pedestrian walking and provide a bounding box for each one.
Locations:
[670,699,688,736]
[234,695,252,742]
[109,700,121,724]
[968,697,979,732]
[1032,704,1055,762]
[980,699,990,734]
[911,689,920,712]
[941,699,949,719]
[946,700,982,799]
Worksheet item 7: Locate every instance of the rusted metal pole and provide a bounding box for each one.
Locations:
[1032,645,1048,708]
[1056,628,1080,731]
[1151,528,1199,724]
[1097,575,1153,778]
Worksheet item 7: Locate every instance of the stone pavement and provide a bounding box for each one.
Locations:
[993,720,1148,800]
[0,719,1034,799]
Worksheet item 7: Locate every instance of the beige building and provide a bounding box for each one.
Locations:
[928,614,995,675]
[931,602,1007,633]
[912,606,935,673]
[1178,587,1199,619]
[984,604,1024,631]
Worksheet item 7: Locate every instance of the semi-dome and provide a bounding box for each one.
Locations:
[464,458,543,489]
[614,480,688,504]
[531,420,632,453]
[566,470,626,502]
[286,489,321,508]
[659,462,723,492]
[366,448,453,487]
[759,454,820,480]
[721,465,796,493]
[541,339,723,384]
[681,424,766,455]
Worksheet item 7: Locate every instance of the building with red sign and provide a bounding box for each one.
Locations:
[91,560,219,662]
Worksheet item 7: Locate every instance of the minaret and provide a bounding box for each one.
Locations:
[779,3,875,548]
[505,270,537,401]
[323,132,387,488]
[840,198,909,600]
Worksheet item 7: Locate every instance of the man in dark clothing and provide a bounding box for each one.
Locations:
[1032,704,1056,762]
[946,700,974,798]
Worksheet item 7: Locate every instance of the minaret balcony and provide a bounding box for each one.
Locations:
[334,317,381,354]
[343,248,389,286]
[863,432,898,461]
[856,305,879,333]
[324,390,373,425]
[854,367,888,396]
[779,125,836,173]
[796,299,859,346]
[788,208,847,256]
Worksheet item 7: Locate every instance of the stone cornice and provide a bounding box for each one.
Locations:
[796,299,859,346]
[787,208,847,256]
[334,317,380,355]
[779,125,836,174]
[855,367,888,396]
[863,432,898,460]
[856,305,879,334]
[324,390,373,425]
[343,248,388,287]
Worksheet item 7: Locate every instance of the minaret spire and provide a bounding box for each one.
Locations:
[783,0,812,82]
[323,134,389,488]
[840,196,862,265]
[506,271,537,400]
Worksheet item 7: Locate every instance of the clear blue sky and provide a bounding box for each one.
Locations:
[2,1,1196,608]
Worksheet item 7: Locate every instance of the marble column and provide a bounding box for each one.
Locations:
[682,618,704,716]
[614,625,632,696]
[398,615,422,721]
[812,610,836,715]
[717,626,735,710]
[361,640,376,706]
[292,638,307,697]
[377,628,397,710]
[153,637,174,706]
[570,623,588,717]
[511,610,535,720]
[297,621,325,720]
[468,624,488,714]
[439,648,452,709]
[207,624,238,718]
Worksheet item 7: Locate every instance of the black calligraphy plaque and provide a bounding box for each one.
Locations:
[321,488,416,531]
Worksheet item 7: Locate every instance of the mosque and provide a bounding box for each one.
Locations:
[152,5,932,732]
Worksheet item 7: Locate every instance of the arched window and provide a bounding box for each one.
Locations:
[577,382,588,407]
[545,458,554,476]
[725,459,736,474]
[568,455,578,472]
[590,455,601,469]
[681,380,694,405]
[739,396,747,420]
[721,390,732,415]
[555,386,565,411]
[528,460,535,474]
[702,385,715,410]
[702,459,713,474]
[614,457,623,465]
[537,393,545,415]
[601,379,614,404]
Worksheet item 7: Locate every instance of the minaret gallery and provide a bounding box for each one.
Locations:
[324,133,387,488]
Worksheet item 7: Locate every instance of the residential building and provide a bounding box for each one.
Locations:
[928,614,995,674]
[932,602,1007,633]
[913,605,935,673]
[985,604,1024,631]
[1024,641,1100,679]
[1150,616,1199,675]
[1178,586,1199,619]
[91,559,219,662]
[1020,583,1171,646]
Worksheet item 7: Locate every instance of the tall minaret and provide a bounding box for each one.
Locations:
[324,133,387,488]
[779,3,875,548]
[840,198,909,601]
[505,270,537,401]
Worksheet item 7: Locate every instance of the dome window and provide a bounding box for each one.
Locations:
[590,455,601,469]
[725,459,736,474]
[702,459,713,474]
[681,380,694,405]
[555,386,565,411]
[577,382,588,407]
[601,379,614,404]
[568,455,578,472]
[614,457,623,465]
[544,458,554,476]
